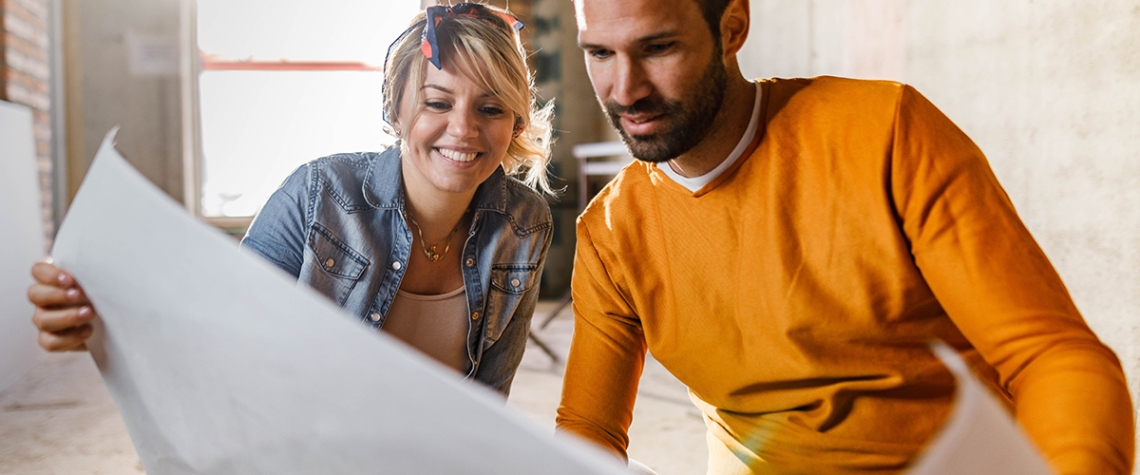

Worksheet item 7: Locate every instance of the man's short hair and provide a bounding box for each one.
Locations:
[695,0,732,43]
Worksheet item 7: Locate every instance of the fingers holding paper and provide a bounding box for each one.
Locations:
[29,260,97,351]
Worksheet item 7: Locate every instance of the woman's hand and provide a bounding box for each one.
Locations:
[28,260,98,351]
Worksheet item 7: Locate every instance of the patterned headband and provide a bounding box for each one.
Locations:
[421,3,525,69]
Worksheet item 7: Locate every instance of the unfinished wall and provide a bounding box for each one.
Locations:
[741,0,1140,466]
[62,0,183,204]
[2,0,55,247]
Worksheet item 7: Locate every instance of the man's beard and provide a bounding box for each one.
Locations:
[603,51,728,163]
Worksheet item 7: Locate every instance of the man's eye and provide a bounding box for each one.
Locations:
[589,49,613,60]
[646,42,675,54]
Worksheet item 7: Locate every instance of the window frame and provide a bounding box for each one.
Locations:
[181,0,418,236]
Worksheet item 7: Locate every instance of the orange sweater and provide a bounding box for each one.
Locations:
[556,77,1133,475]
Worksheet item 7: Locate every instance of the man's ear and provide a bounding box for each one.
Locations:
[721,0,750,57]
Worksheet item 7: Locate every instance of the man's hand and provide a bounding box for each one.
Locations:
[29,260,98,351]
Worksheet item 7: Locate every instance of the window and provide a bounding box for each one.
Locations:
[194,0,419,221]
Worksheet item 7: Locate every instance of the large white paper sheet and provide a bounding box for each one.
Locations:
[904,342,1055,475]
[0,100,47,393]
[52,131,630,475]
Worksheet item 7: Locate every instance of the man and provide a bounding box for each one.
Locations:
[555,0,1135,474]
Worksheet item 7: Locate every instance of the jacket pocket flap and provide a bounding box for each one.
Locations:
[307,224,369,280]
[490,264,537,294]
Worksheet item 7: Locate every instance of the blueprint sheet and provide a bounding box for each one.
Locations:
[0,100,46,393]
[51,130,630,475]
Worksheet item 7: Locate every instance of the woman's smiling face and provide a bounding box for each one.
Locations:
[397,60,516,198]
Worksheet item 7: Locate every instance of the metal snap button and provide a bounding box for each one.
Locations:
[325,258,335,267]
[510,278,521,287]
[370,313,381,322]
[392,261,402,270]
[465,258,475,267]
[471,312,480,320]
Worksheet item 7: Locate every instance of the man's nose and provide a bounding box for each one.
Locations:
[610,56,652,107]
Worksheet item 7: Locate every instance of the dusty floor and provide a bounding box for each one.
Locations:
[0,300,707,474]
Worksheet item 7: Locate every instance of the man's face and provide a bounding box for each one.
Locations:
[576,0,727,162]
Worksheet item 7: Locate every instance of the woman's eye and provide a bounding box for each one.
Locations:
[480,106,505,116]
[424,101,450,110]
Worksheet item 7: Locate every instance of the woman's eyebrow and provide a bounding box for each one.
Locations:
[421,83,496,99]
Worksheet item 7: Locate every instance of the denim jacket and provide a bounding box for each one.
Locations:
[240,146,552,396]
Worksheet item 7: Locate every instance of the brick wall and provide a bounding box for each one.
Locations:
[1,0,54,247]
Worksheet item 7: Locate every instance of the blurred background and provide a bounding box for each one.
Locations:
[1,0,1137,473]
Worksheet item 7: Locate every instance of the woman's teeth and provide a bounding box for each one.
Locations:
[437,148,477,162]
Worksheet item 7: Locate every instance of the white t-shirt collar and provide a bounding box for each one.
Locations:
[657,81,763,192]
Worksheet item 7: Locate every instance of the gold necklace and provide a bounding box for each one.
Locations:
[403,208,466,263]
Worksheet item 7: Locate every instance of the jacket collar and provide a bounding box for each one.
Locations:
[362,143,509,214]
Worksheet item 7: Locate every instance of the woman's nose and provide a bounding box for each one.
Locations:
[447,108,478,139]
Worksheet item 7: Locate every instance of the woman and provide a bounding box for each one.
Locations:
[28,2,554,396]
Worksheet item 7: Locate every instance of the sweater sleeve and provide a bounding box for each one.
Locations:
[555,218,647,460]
[890,85,1134,475]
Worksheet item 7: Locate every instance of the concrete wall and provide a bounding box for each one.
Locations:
[63,0,184,204]
[2,0,58,249]
[741,0,1140,464]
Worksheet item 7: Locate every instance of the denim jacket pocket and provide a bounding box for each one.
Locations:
[305,223,369,305]
[483,264,537,343]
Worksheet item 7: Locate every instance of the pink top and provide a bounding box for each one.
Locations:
[382,286,470,375]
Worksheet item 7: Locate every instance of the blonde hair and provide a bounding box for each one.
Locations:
[382,5,556,195]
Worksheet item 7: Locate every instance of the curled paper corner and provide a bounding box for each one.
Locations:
[104,126,121,148]
[51,127,122,259]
